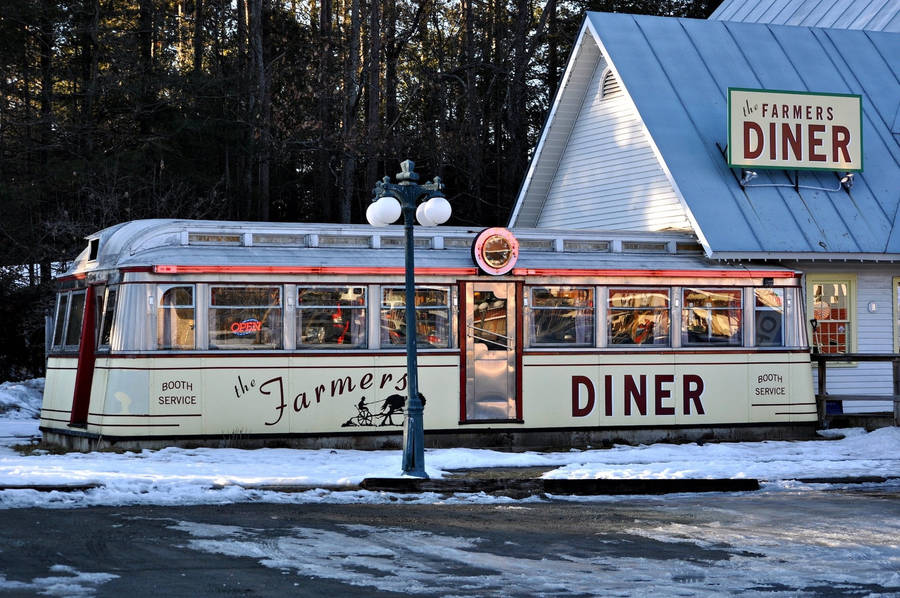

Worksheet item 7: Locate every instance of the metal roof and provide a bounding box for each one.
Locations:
[511,12,900,258]
[711,0,900,32]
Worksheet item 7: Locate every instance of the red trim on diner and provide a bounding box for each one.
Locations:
[458,281,468,423]
[54,273,88,282]
[91,351,456,359]
[70,285,96,426]
[515,281,524,421]
[511,268,798,278]
[524,348,810,356]
[152,265,480,276]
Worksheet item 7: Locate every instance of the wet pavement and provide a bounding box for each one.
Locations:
[0,483,898,597]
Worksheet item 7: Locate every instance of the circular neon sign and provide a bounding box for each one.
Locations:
[472,227,519,275]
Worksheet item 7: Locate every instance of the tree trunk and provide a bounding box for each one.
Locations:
[249,0,271,220]
[364,0,381,190]
[193,0,204,76]
[137,0,154,136]
[339,0,361,223]
[316,0,334,221]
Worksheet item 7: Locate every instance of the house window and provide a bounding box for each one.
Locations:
[158,285,195,350]
[809,277,853,354]
[682,288,742,346]
[297,286,367,348]
[755,288,784,347]
[608,288,669,346]
[209,286,282,349]
[529,287,594,346]
[381,286,450,348]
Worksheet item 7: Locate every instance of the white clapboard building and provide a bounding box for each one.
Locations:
[508,8,900,412]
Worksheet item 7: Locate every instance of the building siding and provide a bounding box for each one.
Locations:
[808,265,899,412]
[536,60,691,232]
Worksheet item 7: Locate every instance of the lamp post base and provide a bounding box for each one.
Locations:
[401,398,427,478]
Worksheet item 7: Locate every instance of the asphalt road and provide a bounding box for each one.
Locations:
[0,485,898,597]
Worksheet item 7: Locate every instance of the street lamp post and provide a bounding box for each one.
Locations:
[366,160,452,478]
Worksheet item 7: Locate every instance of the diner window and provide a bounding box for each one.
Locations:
[64,290,87,348]
[158,285,195,349]
[755,288,784,347]
[809,277,852,354]
[52,293,70,348]
[608,288,670,346]
[99,287,119,349]
[297,286,367,348]
[209,286,282,349]
[682,288,742,346]
[381,286,450,348]
[529,287,594,346]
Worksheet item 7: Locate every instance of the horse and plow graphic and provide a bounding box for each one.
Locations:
[341,393,426,428]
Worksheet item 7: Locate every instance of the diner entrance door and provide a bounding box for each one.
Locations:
[463,282,518,421]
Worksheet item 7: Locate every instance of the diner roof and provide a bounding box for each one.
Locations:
[61,219,793,280]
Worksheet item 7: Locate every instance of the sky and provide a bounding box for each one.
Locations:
[1,378,899,510]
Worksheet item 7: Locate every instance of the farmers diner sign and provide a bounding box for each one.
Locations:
[728,88,862,172]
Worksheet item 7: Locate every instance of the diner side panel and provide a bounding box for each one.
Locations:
[747,351,797,423]
[673,352,750,425]
[39,356,79,431]
[93,358,152,437]
[790,351,818,423]
[522,352,683,428]
[181,353,462,436]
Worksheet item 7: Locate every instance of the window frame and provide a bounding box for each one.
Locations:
[52,289,87,352]
[607,286,671,347]
[681,287,744,347]
[526,286,595,347]
[51,292,71,350]
[207,285,284,350]
[380,285,452,349]
[97,286,119,351]
[158,284,196,350]
[296,285,368,349]
[753,287,786,348]
[806,274,856,355]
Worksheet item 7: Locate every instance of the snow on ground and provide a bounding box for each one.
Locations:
[1,379,899,509]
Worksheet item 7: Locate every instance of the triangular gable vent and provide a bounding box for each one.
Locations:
[601,70,620,99]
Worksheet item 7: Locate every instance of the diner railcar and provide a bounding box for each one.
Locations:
[40,219,816,450]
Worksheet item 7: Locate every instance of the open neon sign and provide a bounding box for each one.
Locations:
[231,319,262,335]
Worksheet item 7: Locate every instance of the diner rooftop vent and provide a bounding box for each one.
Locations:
[443,236,474,249]
[676,242,704,254]
[563,239,610,252]
[252,233,309,247]
[381,236,432,249]
[318,235,371,248]
[621,241,668,253]
[188,232,243,245]
[518,238,554,252]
